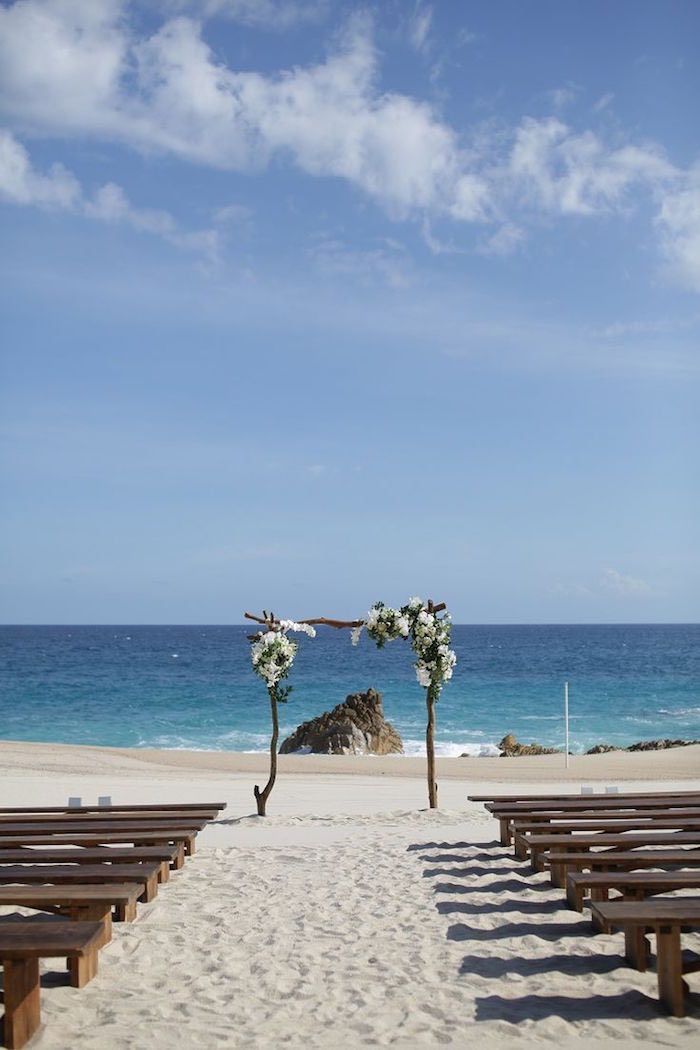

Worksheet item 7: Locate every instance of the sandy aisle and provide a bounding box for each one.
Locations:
[1,742,699,1047]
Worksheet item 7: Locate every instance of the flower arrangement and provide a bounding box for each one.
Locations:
[251,621,317,693]
[354,596,456,809]
[248,617,317,815]
[357,597,456,696]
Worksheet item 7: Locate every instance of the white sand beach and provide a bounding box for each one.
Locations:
[1,741,700,1048]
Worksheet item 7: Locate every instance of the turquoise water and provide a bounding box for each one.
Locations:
[0,624,698,756]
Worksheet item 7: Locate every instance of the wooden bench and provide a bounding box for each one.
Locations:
[471,790,700,803]
[0,920,103,1047]
[0,803,225,815]
[522,831,700,882]
[0,846,180,883]
[0,829,197,865]
[566,869,700,914]
[488,799,700,845]
[0,863,161,903]
[590,898,700,1015]
[0,883,143,944]
[513,818,700,859]
[545,848,700,888]
[0,811,216,825]
[0,819,207,837]
[497,806,700,845]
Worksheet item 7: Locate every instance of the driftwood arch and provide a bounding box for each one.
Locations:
[245,600,449,814]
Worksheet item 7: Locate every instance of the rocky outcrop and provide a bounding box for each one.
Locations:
[626,738,700,752]
[585,738,700,755]
[279,689,403,756]
[498,733,562,757]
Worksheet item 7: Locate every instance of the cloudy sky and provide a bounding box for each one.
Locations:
[0,0,698,623]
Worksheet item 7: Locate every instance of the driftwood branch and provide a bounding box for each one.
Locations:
[244,602,446,634]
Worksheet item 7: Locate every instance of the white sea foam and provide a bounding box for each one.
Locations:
[401,738,500,758]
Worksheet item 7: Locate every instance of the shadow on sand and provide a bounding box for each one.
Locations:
[473,990,666,1022]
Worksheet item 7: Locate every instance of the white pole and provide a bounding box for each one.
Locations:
[564,681,570,769]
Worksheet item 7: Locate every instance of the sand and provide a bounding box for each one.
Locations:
[1,740,699,1047]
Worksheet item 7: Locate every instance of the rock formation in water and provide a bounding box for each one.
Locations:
[498,733,562,757]
[279,688,404,756]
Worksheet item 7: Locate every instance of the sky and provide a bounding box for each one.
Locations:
[0,0,698,625]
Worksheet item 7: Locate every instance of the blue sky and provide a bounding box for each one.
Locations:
[0,0,698,624]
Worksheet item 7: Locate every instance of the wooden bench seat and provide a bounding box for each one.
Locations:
[522,831,700,881]
[0,863,161,903]
[0,883,143,943]
[0,819,207,837]
[0,846,180,882]
[590,898,700,1016]
[0,919,103,1048]
[566,869,700,913]
[545,848,700,888]
[486,802,700,844]
[513,818,700,858]
[471,791,700,803]
[0,829,197,864]
[0,803,225,815]
[0,812,216,825]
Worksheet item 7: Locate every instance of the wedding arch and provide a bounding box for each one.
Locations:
[244,598,456,815]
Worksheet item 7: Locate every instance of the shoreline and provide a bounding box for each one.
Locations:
[2,738,700,782]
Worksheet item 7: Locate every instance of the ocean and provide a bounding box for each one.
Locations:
[0,624,698,757]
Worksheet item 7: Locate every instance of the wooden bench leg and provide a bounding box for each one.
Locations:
[565,878,579,912]
[68,948,98,989]
[514,834,528,860]
[590,887,609,931]
[138,873,158,903]
[115,900,137,923]
[184,835,195,857]
[70,904,112,947]
[158,861,170,884]
[2,957,40,1050]
[172,844,185,870]
[499,818,510,846]
[550,860,568,889]
[624,925,650,972]
[656,924,688,1017]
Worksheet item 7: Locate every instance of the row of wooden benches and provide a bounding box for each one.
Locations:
[469,788,700,1017]
[0,801,226,1048]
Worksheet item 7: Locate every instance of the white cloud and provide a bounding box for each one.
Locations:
[477,222,525,257]
[213,201,252,224]
[656,171,700,292]
[507,117,674,216]
[0,127,217,256]
[0,1,697,289]
[546,82,581,111]
[593,92,614,113]
[164,1,328,30]
[0,125,80,207]
[0,3,489,221]
[601,568,652,597]
[407,2,433,54]
[598,315,700,339]
[308,236,410,288]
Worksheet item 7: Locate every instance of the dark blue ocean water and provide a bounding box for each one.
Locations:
[0,625,698,756]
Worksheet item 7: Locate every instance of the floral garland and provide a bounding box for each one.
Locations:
[353,597,456,695]
[251,620,316,694]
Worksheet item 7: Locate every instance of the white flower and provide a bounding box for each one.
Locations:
[350,625,364,646]
[279,619,317,638]
[416,666,432,688]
